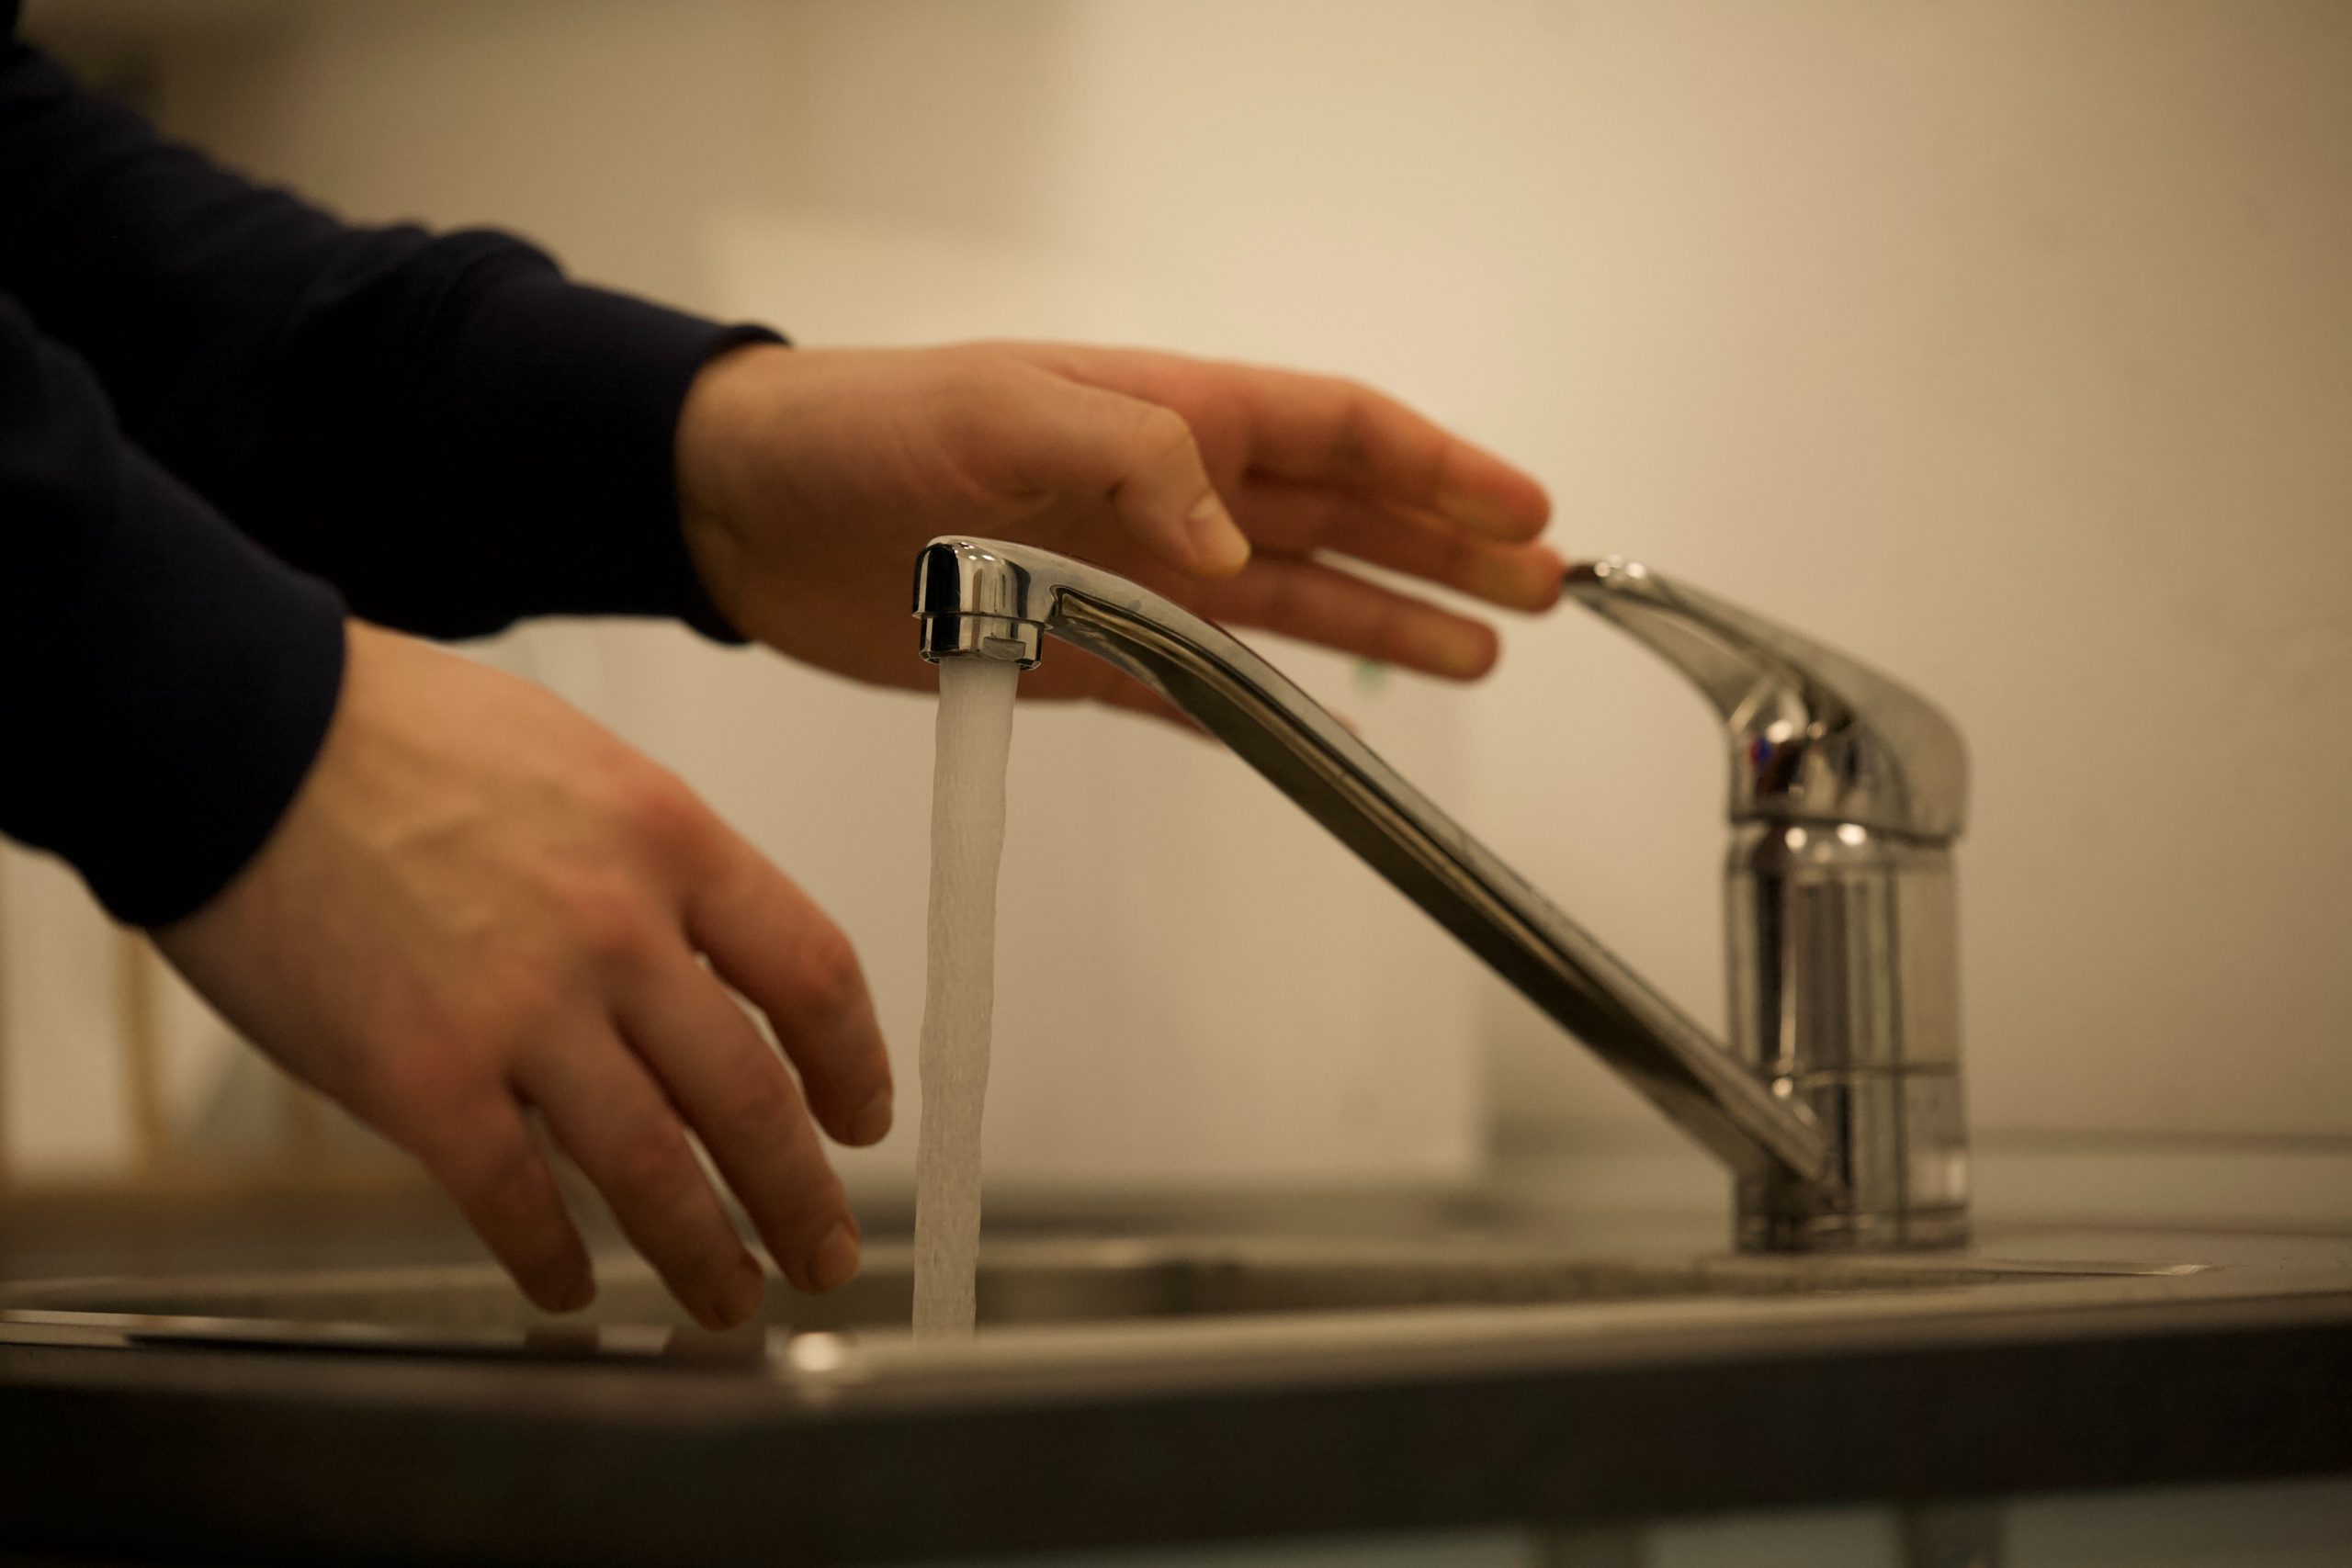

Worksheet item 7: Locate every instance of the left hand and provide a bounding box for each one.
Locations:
[156,623,890,1326]
[674,341,1558,716]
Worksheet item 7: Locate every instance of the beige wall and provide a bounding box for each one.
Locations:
[10,0,2348,1190]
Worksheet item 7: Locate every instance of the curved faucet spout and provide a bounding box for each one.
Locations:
[913,536,1836,1195]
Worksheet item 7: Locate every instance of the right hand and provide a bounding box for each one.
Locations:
[154,621,892,1329]
[673,342,1561,719]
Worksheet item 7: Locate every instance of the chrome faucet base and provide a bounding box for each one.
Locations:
[1724,818,1973,1254]
[1740,1203,1973,1254]
[914,537,1974,1255]
[1566,560,1973,1255]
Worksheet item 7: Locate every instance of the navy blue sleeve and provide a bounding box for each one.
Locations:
[1,292,347,927]
[0,13,779,924]
[0,20,771,640]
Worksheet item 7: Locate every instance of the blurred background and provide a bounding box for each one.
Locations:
[5,0,2346,1231]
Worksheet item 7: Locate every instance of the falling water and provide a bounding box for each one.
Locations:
[911,656,1021,1335]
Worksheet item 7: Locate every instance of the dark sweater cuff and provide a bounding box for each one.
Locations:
[439,264,779,644]
[20,453,346,928]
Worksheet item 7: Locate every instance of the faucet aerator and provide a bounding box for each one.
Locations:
[915,538,1046,667]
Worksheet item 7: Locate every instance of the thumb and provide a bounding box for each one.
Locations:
[1030,381,1251,576]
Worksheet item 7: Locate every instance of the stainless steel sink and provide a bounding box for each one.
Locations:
[4,1223,2344,1568]
[0,1234,2206,1363]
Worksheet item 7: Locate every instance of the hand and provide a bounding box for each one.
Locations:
[675,342,1558,716]
[154,621,892,1328]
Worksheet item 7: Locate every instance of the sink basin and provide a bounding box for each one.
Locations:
[3,1223,2342,1568]
[0,1235,2202,1362]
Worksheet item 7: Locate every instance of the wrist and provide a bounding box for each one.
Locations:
[675,340,795,632]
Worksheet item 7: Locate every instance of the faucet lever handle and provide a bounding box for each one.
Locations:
[1565,559,1968,840]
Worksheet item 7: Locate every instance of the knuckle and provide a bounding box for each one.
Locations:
[473,960,570,1055]
[939,346,1007,396]
[1330,382,1379,467]
[719,1061,802,1143]
[698,1232,753,1281]
[349,1038,478,1134]
[609,1121,695,1202]
[804,1166,851,1223]
[463,1134,553,1222]
[1307,487,1353,545]
[1127,403,1195,468]
[927,355,1045,502]
[933,354,1021,438]
[558,877,662,974]
[788,923,868,1023]
[612,764,711,863]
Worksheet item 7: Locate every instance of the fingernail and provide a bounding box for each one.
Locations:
[808,1222,860,1293]
[721,1260,765,1326]
[848,1086,894,1146]
[1185,492,1250,572]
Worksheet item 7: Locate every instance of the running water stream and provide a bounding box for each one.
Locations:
[911,656,1022,1335]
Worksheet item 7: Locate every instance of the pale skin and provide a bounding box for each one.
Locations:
[156,341,1558,1330]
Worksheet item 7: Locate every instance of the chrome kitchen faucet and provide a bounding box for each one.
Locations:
[914,538,1971,1252]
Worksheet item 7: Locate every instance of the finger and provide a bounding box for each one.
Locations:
[1234,477,1566,612]
[1227,368,1552,542]
[409,1093,594,1315]
[516,1030,763,1330]
[618,954,861,1294]
[1011,378,1252,576]
[1196,556,1501,680]
[684,831,895,1152]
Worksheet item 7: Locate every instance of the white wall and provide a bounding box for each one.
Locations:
[10,0,2348,1192]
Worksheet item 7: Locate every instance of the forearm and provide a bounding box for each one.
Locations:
[0,292,345,927]
[0,30,764,639]
[221,242,772,639]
